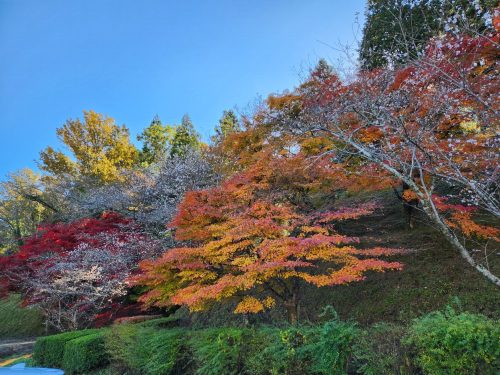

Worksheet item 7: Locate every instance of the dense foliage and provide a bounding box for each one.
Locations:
[134,153,405,322]
[0,294,44,338]
[0,2,499,374]
[0,212,162,330]
[360,0,497,69]
[29,308,500,374]
[405,307,500,374]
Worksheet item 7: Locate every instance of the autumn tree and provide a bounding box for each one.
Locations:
[360,0,497,69]
[134,146,404,323]
[137,115,176,166]
[47,149,218,239]
[274,21,500,284]
[40,110,139,183]
[0,212,161,330]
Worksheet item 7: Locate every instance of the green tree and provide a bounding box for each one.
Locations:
[169,114,201,157]
[359,0,497,70]
[137,115,176,166]
[0,169,49,253]
[39,110,139,183]
[212,110,240,143]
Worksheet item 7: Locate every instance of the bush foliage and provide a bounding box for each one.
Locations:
[405,308,500,375]
[0,294,44,338]
[33,310,500,375]
[63,331,108,374]
[33,329,99,368]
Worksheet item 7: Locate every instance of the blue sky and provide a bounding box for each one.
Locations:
[0,0,365,179]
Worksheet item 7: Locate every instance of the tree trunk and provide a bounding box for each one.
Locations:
[419,199,500,286]
[348,142,500,287]
[284,294,299,325]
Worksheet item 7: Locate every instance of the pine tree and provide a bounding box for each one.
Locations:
[169,114,201,157]
[359,0,496,70]
[212,110,240,143]
[137,115,175,165]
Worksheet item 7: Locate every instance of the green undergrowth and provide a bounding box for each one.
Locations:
[301,190,500,325]
[0,294,44,338]
[33,308,500,375]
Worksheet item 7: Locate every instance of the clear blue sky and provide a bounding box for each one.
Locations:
[0,0,366,180]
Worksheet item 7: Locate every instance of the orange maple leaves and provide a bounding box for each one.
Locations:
[133,150,405,316]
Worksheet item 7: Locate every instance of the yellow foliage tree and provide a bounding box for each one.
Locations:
[40,110,138,183]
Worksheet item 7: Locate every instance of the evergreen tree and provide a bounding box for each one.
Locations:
[169,114,200,157]
[137,115,175,166]
[359,0,496,70]
[212,110,240,143]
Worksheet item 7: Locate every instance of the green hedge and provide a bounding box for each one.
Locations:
[105,323,185,375]
[189,327,250,375]
[105,320,360,375]
[33,329,99,368]
[35,307,500,375]
[405,308,500,375]
[62,331,108,374]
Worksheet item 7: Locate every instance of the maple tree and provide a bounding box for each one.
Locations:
[270,20,500,284]
[0,212,161,330]
[134,146,405,323]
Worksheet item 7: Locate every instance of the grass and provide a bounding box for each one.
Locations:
[0,294,45,338]
[184,190,500,327]
[301,190,500,325]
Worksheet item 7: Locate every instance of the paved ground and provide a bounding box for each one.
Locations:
[0,339,36,360]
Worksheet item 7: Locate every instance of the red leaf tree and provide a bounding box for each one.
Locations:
[134,152,405,323]
[0,212,161,330]
[270,25,500,285]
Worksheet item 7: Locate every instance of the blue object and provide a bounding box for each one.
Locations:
[0,363,63,374]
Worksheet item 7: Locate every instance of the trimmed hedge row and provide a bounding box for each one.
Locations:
[34,309,500,375]
[33,329,100,368]
[63,331,108,374]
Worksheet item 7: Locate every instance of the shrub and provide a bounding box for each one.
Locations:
[244,316,360,375]
[142,329,185,375]
[304,319,360,374]
[244,326,312,375]
[405,307,500,375]
[104,323,143,372]
[0,294,44,338]
[63,331,108,374]
[105,323,185,375]
[188,328,249,375]
[33,329,98,368]
[353,322,413,375]
[137,315,182,329]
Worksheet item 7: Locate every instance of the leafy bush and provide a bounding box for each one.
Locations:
[188,328,249,375]
[105,323,185,375]
[33,329,98,368]
[0,294,44,338]
[354,322,413,375]
[63,331,108,374]
[405,307,500,375]
[304,319,359,374]
[137,315,182,329]
[244,326,312,375]
[143,329,185,375]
